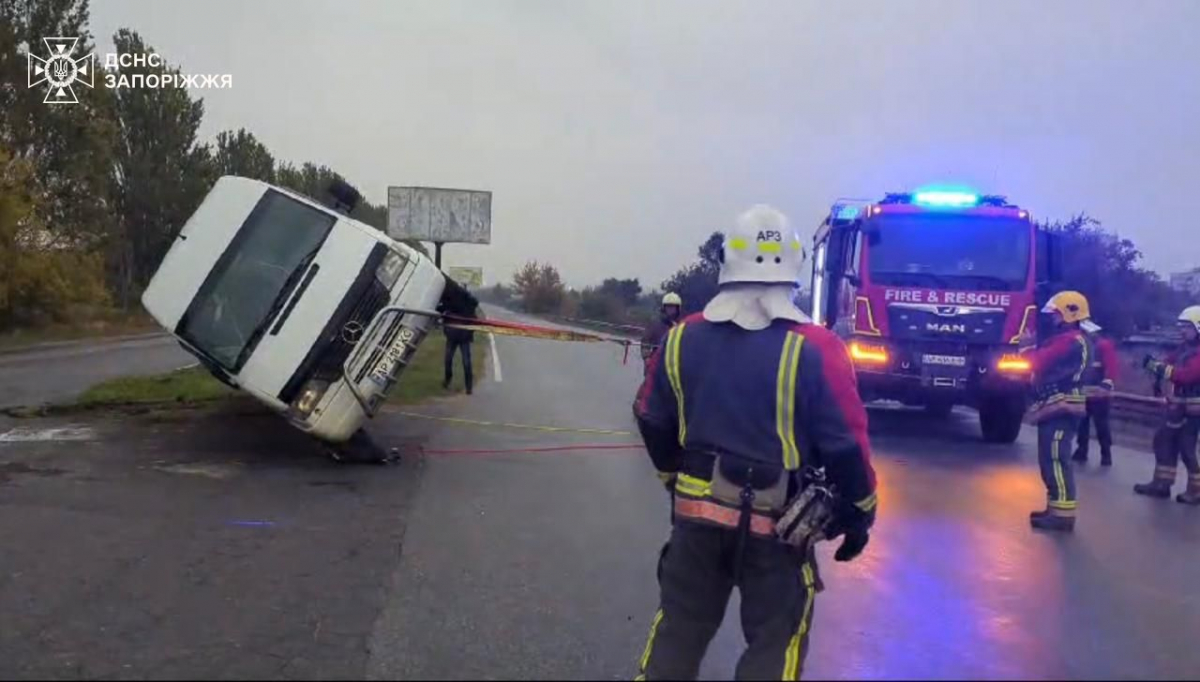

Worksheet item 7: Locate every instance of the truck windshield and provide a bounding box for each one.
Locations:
[177,190,336,370]
[866,213,1030,291]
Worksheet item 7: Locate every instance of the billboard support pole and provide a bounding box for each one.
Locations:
[435,242,444,269]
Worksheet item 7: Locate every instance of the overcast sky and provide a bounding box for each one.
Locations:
[90,0,1199,289]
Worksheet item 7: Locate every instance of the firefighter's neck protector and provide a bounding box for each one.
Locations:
[704,283,811,331]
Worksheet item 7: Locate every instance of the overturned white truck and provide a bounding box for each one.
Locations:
[142,175,462,456]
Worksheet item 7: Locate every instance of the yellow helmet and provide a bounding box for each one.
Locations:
[1042,290,1090,324]
[662,292,682,307]
[1178,305,1200,334]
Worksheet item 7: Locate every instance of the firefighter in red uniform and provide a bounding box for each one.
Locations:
[633,206,877,681]
[640,293,683,375]
[1073,319,1119,466]
[1134,305,1200,505]
[1021,291,1093,532]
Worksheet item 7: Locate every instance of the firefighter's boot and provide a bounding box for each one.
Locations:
[1099,448,1113,467]
[1134,466,1176,499]
[1176,475,1200,506]
[1071,448,1087,464]
[1030,509,1075,533]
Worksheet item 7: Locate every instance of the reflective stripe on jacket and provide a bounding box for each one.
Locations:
[634,314,876,508]
[1024,328,1091,422]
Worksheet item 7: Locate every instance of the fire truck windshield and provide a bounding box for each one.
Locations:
[866,213,1030,291]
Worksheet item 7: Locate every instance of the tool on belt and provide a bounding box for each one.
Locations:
[698,456,837,580]
[776,467,838,556]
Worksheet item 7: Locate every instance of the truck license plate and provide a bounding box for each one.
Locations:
[922,354,966,367]
[369,328,418,385]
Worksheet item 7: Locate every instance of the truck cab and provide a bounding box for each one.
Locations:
[141,176,447,443]
[811,189,1061,443]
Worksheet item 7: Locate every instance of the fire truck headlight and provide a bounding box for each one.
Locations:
[849,340,890,365]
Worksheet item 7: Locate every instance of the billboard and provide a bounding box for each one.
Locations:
[387,186,492,245]
[445,266,484,288]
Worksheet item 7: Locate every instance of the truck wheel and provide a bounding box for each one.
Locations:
[980,395,1025,444]
[327,429,392,464]
[924,400,955,419]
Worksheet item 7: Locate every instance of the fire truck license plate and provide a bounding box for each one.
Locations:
[922,354,967,367]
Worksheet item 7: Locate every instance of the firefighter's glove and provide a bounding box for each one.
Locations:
[1143,355,1167,378]
[825,498,876,563]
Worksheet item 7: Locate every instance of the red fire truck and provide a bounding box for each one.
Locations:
[810,189,1062,443]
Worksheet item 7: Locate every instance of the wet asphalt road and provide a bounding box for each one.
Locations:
[368,309,1200,680]
[0,335,194,409]
[2,310,1199,679]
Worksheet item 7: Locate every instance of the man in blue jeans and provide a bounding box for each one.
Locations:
[440,281,479,394]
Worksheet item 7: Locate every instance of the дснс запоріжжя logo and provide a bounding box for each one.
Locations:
[27,37,95,104]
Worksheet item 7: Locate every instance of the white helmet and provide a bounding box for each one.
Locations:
[662,292,682,307]
[1179,305,1200,334]
[718,205,807,286]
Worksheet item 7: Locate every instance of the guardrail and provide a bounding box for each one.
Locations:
[1111,391,1169,427]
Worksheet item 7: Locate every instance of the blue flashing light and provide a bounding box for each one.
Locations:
[835,204,861,220]
[913,190,979,207]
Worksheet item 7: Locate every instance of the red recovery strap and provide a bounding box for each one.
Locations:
[673,498,777,537]
[441,314,642,364]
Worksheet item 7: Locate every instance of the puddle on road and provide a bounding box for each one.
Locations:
[0,425,96,443]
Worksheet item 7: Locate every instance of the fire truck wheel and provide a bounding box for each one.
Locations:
[979,395,1025,444]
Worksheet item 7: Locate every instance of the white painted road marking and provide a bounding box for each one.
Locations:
[0,426,96,442]
[489,333,503,383]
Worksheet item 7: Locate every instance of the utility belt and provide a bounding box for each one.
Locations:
[1028,389,1087,423]
[672,453,836,574]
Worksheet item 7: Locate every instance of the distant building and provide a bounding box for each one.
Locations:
[1170,267,1200,295]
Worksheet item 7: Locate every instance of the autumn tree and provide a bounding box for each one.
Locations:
[512,261,566,314]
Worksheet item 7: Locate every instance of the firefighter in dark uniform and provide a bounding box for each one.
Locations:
[632,205,878,681]
[1021,291,1093,532]
[1073,319,1119,466]
[1134,305,1200,505]
[640,293,683,375]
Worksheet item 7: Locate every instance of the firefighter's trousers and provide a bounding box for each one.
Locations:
[637,522,817,681]
[1037,416,1079,516]
[1150,416,1200,484]
[1076,398,1113,458]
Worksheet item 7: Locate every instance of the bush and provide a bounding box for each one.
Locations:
[0,150,110,330]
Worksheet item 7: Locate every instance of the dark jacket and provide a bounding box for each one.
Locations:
[1082,332,1119,398]
[633,313,876,509]
[640,316,676,361]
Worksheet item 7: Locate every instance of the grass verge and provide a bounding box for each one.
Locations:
[10,333,486,416]
[0,309,160,352]
[74,366,233,408]
[387,333,487,405]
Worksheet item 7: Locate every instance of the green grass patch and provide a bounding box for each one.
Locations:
[0,309,160,352]
[388,333,486,404]
[75,367,233,408]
